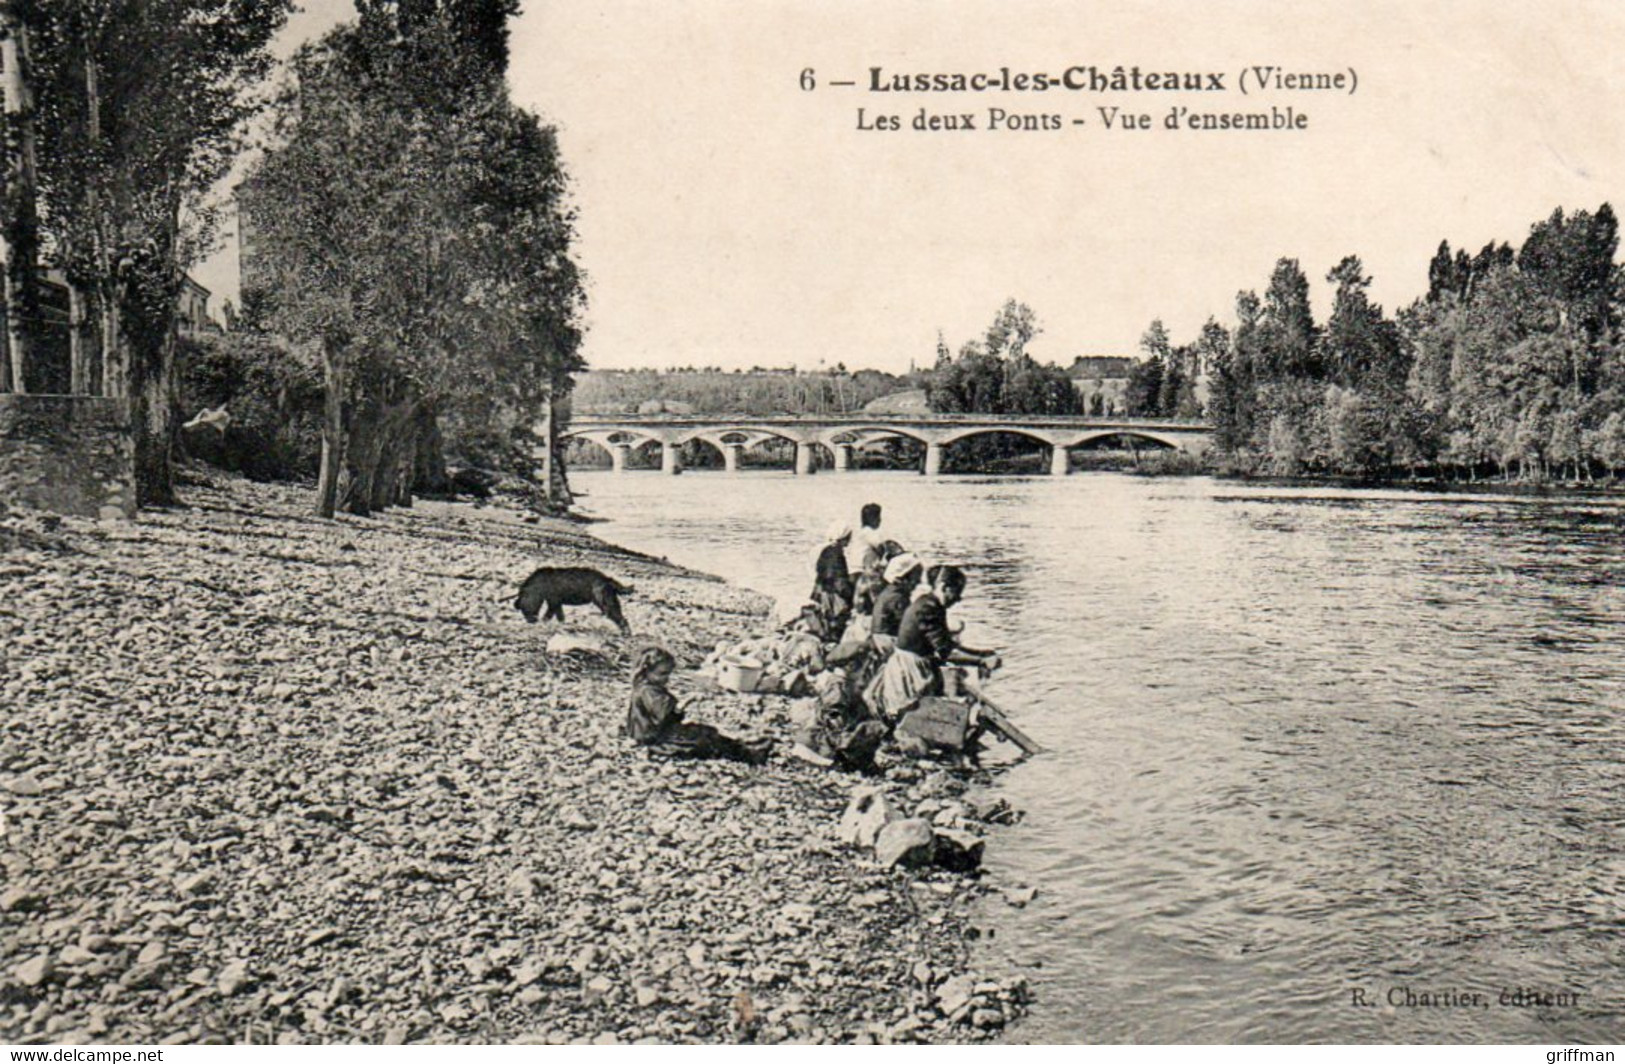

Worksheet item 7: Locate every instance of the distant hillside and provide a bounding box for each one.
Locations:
[1067,355,1134,379]
[571,368,915,415]
[861,389,930,414]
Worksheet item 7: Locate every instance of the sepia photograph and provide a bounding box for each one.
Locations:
[1,0,1622,1050]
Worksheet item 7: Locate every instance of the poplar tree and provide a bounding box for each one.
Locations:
[28,0,292,504]
[0,0,41,394]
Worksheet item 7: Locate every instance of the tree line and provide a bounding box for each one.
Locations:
[923,300,1085,471]
[573,366,914,417]
[0,0,292,505]
[1122,319,1210,419]
[926,300,1082,417]
[0,0,585,516]
[1141,204,1624,481]
[243,0,584,517]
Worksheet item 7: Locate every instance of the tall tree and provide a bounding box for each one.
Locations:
[1518,204,1619,386]
[1426,240,1459,303]
[1259,257,1318,381]
[1323,255,1404,389]
[355,0,519,98]
[1202,296,1260,454]
[248,14,583,517]
[983,298,1040,361]
[0,0,41,393]
[1229,291,1264,449]
[28,0,292,504]
[1124,320,1167,416]
[926,299,1079,474]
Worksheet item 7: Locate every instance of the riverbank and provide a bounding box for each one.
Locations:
[0,471,1029,1045]
[1206,470,1625,497]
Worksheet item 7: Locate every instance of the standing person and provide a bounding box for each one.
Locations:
[847,503,885,572]
[626,647,772,764]
[864,564,1000,719]
[810,521,855,641]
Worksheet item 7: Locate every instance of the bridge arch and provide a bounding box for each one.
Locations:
[670,425,814,448]
[563,434,617,467]
[561,427,665,448]
[676,435,729,468]
[1063,429,1194,452]
[936,425,1068,448]
[813,425,934,449]
[673,427,841,473]
[927,427,1065,476]
[559,427,679,473]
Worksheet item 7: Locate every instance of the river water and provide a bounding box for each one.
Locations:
[569,468,1625,1043]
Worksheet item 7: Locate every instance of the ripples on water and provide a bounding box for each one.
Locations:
[571,470,1625,1043]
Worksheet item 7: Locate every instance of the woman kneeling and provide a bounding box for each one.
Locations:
[864,564,1000,719]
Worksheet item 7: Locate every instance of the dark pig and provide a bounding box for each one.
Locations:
[514,567,634,633]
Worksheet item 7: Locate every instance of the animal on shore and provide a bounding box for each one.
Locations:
[514,566,634,633]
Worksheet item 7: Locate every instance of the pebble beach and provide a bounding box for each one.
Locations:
[0,472,1032,1044]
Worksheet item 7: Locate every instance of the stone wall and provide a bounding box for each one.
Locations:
[0,395,134,520]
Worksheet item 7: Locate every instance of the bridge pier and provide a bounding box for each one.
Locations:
[832,443,851,472]
[1050,444,1070,476]
[923,442,944,477]
[609,443,629,474]
[794,441,815,476]
[661,442,682,475]
[722,442,741,473]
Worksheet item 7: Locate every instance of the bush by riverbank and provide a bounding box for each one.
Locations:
[1201,449,1625,495]
[0,471,1031,1044]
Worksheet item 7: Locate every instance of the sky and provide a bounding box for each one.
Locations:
[195,0,1625,374]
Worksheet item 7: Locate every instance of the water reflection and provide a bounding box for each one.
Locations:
[572,469,1625,1043]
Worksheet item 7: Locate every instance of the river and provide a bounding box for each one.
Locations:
[569,467,1625,1043]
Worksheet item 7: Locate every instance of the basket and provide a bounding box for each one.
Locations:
[716,655,764,693]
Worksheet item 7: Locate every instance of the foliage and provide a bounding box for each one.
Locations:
[926,299,1081,417]
[1194,317,1234,438]
[1150,203,1624,483]
[1260,258,1319,380]
[572,367,914,416]
[244,1,584,517]
[179,330,323,480]
[1124,320,1165,416]
[26,0,294,504]
[919,300,1081,470]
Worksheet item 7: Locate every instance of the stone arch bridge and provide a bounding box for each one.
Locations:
[562,413,1212,476]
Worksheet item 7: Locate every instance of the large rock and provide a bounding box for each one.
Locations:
[965,794,1024,825]
[0,885,43,913]
[874,818,936,870]
[895,697,971,753]
[932,828,985,873]
[217,960,251,997]
[1003,885,1038,908]
[935,973,977,1016]
[836,787,899,849]
[14,952,54,987]
[546,632,610,656]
